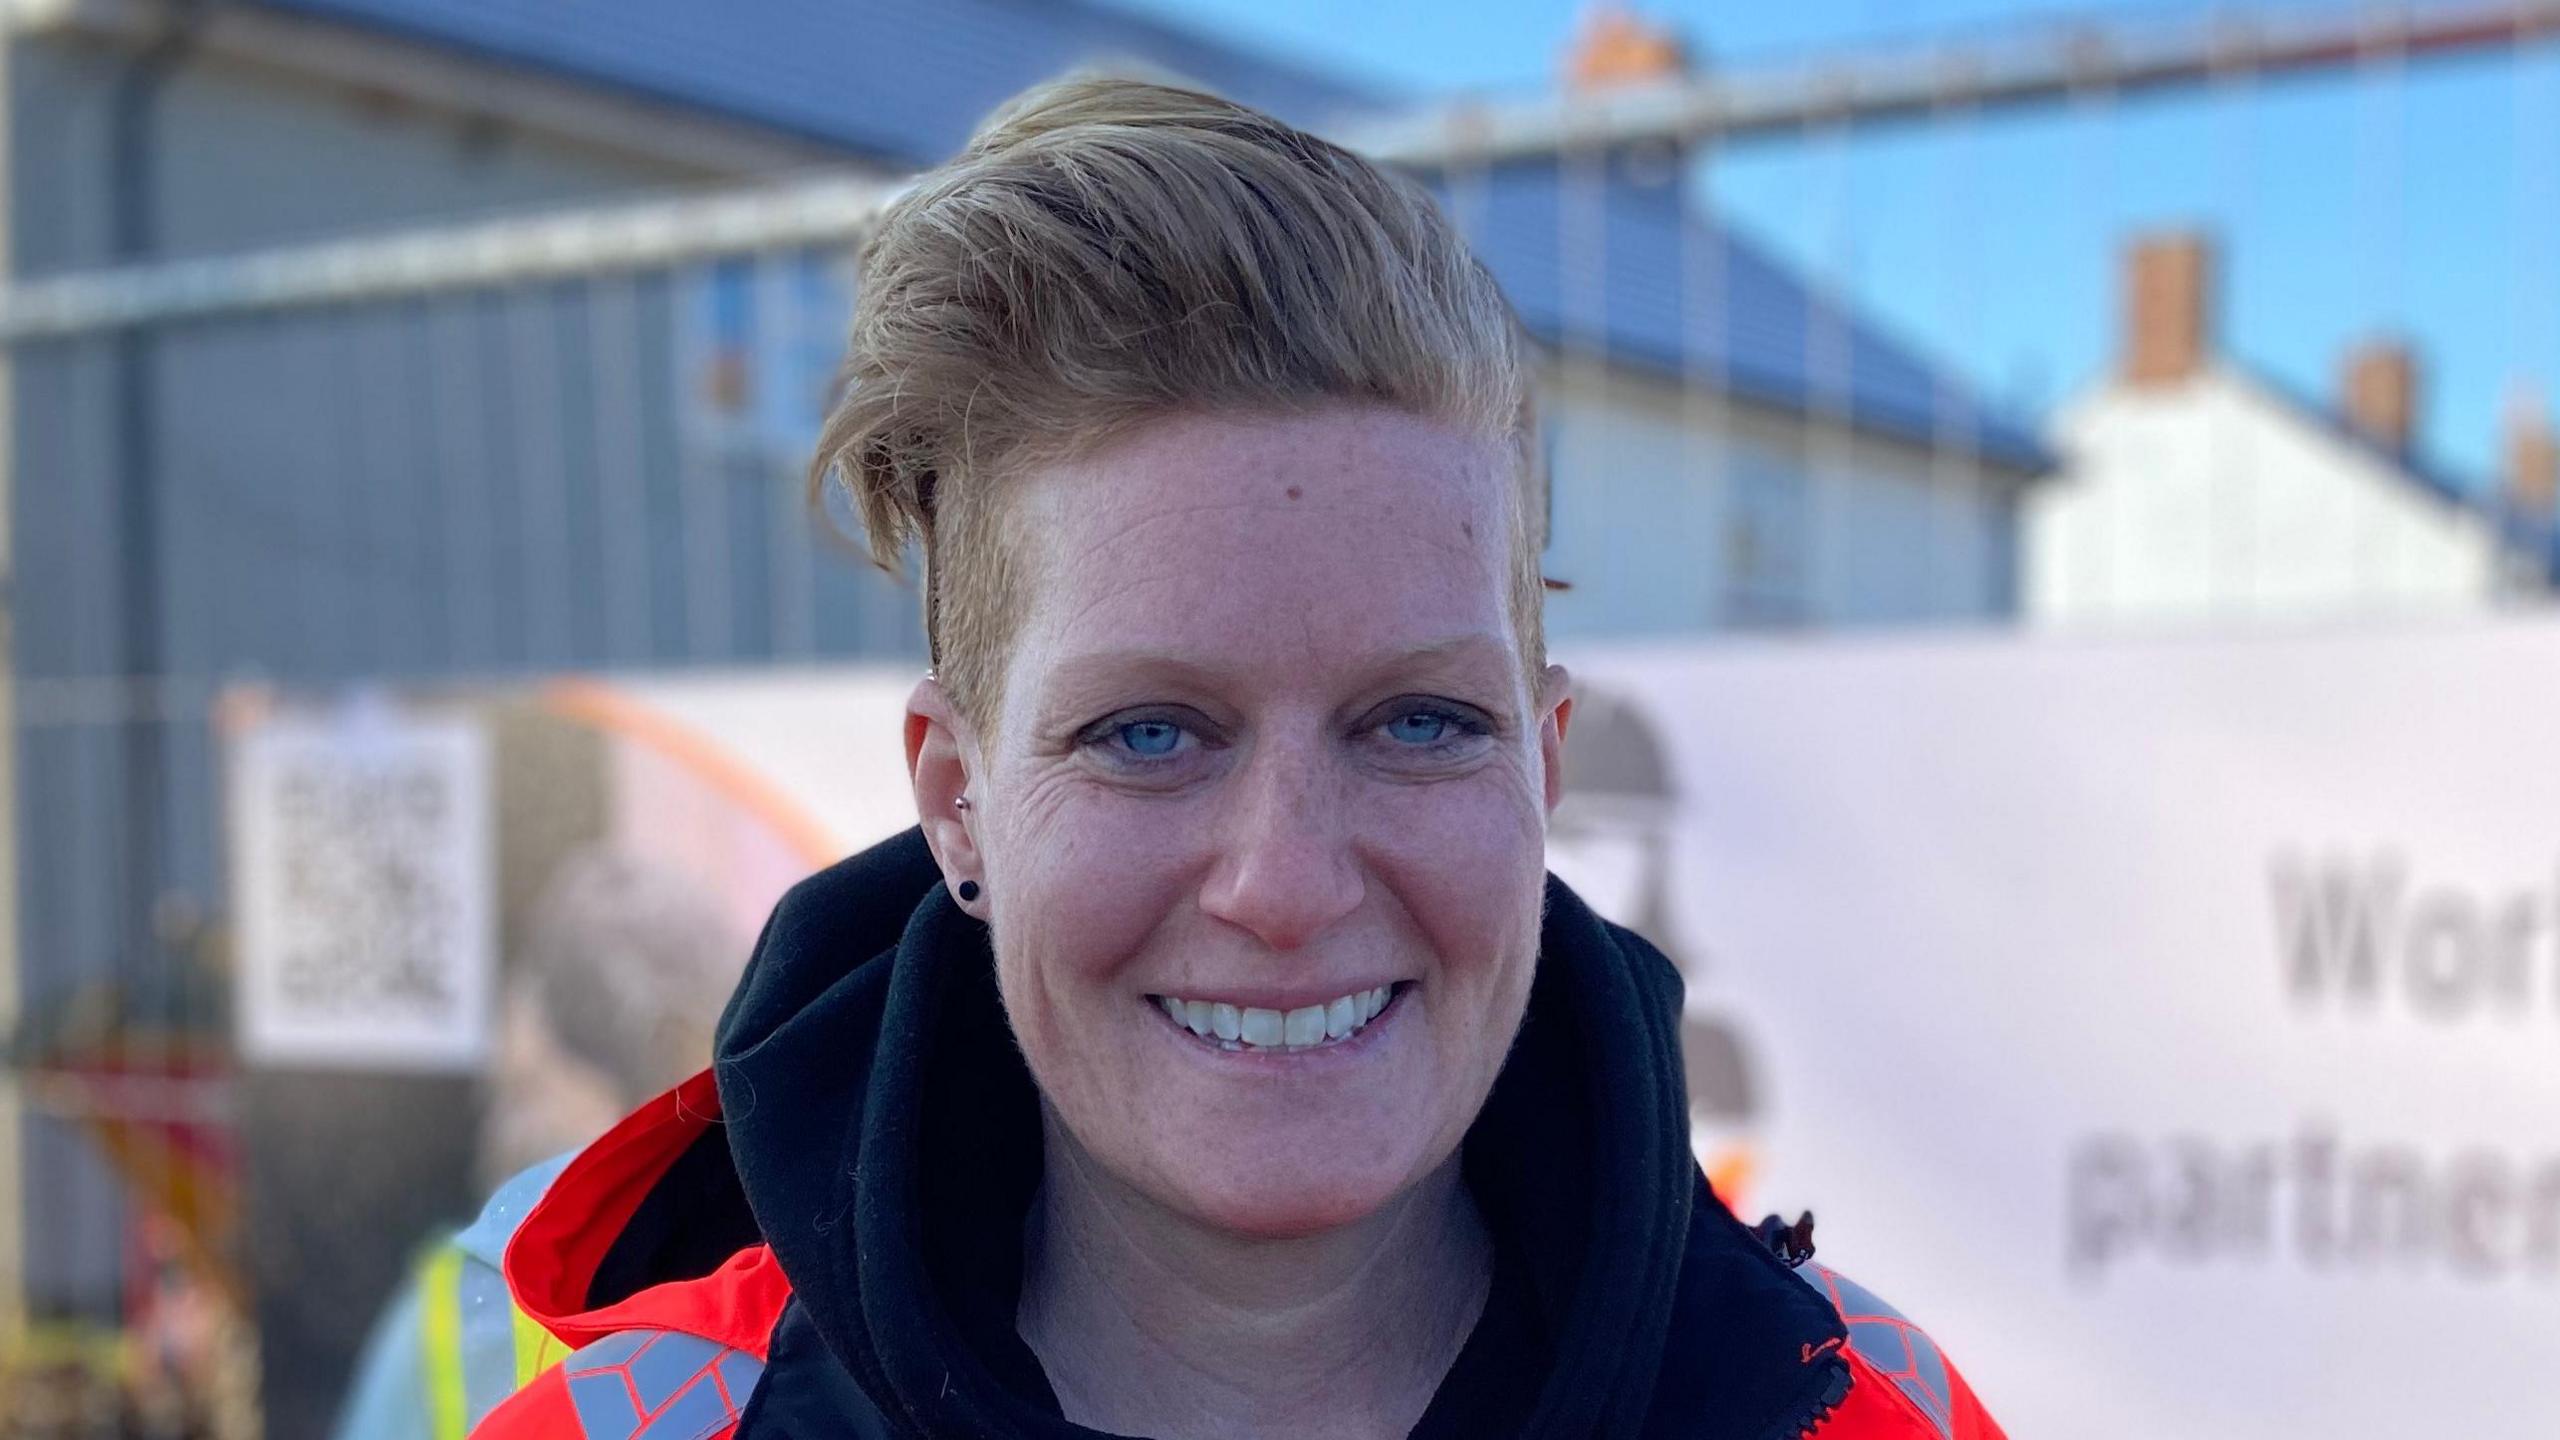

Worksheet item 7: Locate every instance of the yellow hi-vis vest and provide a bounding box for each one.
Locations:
[410,1154,576,1439]
[415,1237,569,1439]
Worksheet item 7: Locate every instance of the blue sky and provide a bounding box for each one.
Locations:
[1111,0,2560,489]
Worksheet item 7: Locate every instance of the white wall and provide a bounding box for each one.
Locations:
[1542,362,2027,640]
[2029,370,2512,625]
[1542,363,1734,635]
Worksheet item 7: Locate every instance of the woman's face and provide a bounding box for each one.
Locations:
[911,406,1571,1239]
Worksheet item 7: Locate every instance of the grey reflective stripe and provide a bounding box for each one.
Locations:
[455,1252,524,1424]
[1793,1263,1955,1440]
[561,1330,763,1440]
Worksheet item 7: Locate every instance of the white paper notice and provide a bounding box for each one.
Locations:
[231,708,492,1071]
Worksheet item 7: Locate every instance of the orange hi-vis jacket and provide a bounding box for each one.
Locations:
[473,1073,2003,1440]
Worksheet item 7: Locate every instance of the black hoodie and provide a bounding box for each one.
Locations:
[588,826,1853,1438]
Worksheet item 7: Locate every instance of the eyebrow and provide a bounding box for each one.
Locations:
[1034,633,1516,720]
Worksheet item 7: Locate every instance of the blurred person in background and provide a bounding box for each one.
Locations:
[333,847,740,1440]
[472,76,2004,1440]
[1543,685,1765,1206]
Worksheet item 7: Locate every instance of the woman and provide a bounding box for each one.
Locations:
[474,77,2004,1440]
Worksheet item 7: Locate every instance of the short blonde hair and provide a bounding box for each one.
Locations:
[811,75,1544,729]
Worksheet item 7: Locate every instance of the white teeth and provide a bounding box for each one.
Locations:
[1160,986,1398,1051]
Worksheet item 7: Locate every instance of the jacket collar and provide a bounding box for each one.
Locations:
[502,1069,793,1360]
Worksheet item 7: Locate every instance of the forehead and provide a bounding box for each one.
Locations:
[1004,407,1518,692]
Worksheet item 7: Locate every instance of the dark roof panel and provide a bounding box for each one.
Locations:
[238,0,2049,469]
[241,0,1383,162]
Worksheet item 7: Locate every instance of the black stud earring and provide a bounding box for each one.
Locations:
[957,880,981,903]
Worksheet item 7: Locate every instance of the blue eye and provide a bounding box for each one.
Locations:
[1075,711,1207,771]
[1385,710,1452,744]
[1384,708,1487,746]
[1118,719,1184,757]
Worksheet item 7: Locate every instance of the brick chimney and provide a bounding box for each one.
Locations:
[2121,232,2214,388]
[2507,390,2557,518]
[1565,3,1690,91]
[2340,340,2421,455]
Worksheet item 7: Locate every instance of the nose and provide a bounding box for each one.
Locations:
[1196,731,1366,953]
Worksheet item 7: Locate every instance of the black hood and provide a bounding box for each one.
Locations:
[708,825,1849,1438]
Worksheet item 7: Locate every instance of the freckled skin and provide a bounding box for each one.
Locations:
[906,406,1573,1240]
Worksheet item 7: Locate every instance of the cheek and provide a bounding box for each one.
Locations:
[1369,768,1549,954]
[1363,773,1548,1097]
[984,786,1196,1045]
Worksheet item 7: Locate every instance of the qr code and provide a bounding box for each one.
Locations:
[272,757,463,1018]
[235,715,490,1068]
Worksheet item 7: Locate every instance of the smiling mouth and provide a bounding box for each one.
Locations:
[1148,984,1404,1053]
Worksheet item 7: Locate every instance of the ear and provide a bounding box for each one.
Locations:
[905,674,989,919]
[1537,662,1575,816]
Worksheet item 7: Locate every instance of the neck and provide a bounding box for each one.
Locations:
[1016,1108,1494,1440]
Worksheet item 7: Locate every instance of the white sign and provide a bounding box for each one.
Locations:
[230,706,493,1071]
[1561,616,2560,1439]
[482,621,2560,1436]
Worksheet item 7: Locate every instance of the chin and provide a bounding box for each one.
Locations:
[1156,1144,1428,1240]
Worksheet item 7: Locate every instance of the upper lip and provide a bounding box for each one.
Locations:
[1145,981,1401,1010]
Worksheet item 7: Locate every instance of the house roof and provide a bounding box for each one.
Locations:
[1433,160,2049,470]
[235,0,2050,471]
